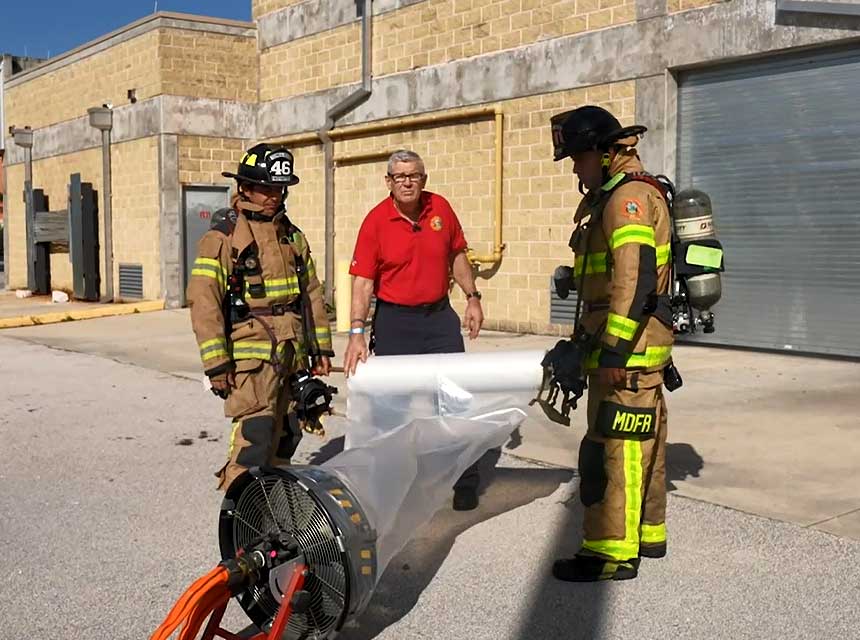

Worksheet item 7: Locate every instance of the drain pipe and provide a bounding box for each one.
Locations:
[318,0,373,308]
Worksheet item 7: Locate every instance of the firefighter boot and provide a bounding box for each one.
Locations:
[552,554,639,582]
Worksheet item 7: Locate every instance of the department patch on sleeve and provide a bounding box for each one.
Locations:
[622,199,643,220]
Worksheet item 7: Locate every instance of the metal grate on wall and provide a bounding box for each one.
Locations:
[118,263,144,300]
[549,276,579,327]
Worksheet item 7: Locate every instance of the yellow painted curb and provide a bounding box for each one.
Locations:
[0,299,165,329]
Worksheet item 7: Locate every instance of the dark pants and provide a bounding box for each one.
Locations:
[373,298,479,492]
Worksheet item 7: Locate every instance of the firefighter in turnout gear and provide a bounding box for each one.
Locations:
[187,143,333,492]
[549,106,674,582]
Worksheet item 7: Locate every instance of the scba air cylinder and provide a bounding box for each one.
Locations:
[673,189,722,313]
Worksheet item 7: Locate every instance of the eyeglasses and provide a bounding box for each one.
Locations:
[387,172,426,184]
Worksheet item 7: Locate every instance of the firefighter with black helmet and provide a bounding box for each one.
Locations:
[548,105,675,581]
[187,143,333,492]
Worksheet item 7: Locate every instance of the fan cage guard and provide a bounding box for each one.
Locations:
[218,466,376,640]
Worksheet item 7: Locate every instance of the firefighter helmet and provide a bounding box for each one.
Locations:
[550,106,647,161]
[222,143,300,187]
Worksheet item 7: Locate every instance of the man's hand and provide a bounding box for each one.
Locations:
[313,356,332,376]
[343,334,369,378]
[210,370,236,397]
[465,298,484,340]
[598,367,627,388]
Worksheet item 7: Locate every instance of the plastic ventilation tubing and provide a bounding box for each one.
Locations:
[322,350,545,581]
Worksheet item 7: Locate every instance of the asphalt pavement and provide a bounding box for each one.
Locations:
[2,336,858,640]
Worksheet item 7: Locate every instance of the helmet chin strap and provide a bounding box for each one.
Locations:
[236,184,288,218]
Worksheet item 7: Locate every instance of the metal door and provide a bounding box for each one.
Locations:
[676,46,860,357]
[182,185,229,300]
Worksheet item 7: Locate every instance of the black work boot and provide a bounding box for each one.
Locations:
[639,542,667,559]
[552,554,639,582]
[453,487,479,511]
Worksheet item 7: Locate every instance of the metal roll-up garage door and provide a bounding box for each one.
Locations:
[676,46,860,357]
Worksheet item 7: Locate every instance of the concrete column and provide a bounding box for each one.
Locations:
[158,134,182,307]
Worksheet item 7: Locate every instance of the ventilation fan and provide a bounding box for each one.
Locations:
[151,350,540,640]
[219,465,377,639]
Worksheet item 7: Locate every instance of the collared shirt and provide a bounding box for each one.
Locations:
[349,191,468,306]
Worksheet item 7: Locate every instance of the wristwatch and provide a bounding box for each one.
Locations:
[465,290,482,300]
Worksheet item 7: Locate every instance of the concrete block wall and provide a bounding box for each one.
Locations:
[277,81,633,333]
[4,149,103,293]
[3,138,165,299]
[253,0,304,21]
[2,14,257,300]
[112,137,162,299]
[178,136,250,186]
[4,32,162,131]
[160,29,258,102]
[258,0,636,103]
[281,145,326,268]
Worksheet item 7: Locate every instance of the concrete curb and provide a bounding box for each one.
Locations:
[0,300,165,329]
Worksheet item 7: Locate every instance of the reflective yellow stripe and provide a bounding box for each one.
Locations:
[610,225,656,250]
[228,420,240,457]
[232,340,273,360]
[316,326,332,347]
[244,153,258,166]
[582,440,643,561]
[606,313,640,342]
[601,172,626,192]
[199,337,228,362]
[191,258,226,287]
[245,277,301,297]
[656,243,671,266]
[231,341,290,362]
[586,345,672,370]
[641,522,666,544]
[574,252,608,277]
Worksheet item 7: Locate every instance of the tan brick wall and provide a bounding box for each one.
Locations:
[4,163,27,289]
[5,31,161,130]
[3,138,165,299]
[112,137,161,300]
[667,0,727,12]
[3,149,102,293]
[160,29,258,102]
[253,0,303,21]
[283,145,327,279]
[278,81,634,333]
[260,24,361,102]
[259,0,636,102]
[178,136,250,186]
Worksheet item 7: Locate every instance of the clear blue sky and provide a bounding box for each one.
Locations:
[0,1,251,59]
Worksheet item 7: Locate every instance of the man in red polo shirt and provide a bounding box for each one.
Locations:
[343,149,485,510]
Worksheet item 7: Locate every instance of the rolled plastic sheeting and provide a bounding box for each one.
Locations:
[345,350,545,449]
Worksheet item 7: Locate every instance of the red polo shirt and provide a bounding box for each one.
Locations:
[349,191,468,306]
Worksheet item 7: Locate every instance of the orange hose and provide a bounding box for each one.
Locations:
[152,570,226,640]
[178,588,231,640]
[158,566,225,631]
[153,580,227,640]
[151,566,229,640]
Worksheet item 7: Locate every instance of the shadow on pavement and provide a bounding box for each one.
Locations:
[666,442,704,492]
[340,453,574,640]
[509,440,705,639]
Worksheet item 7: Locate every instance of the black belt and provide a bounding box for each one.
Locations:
[582,301,610,313]
[376,296,450,312]
[581,295,672,321]
[249,300,301,316]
